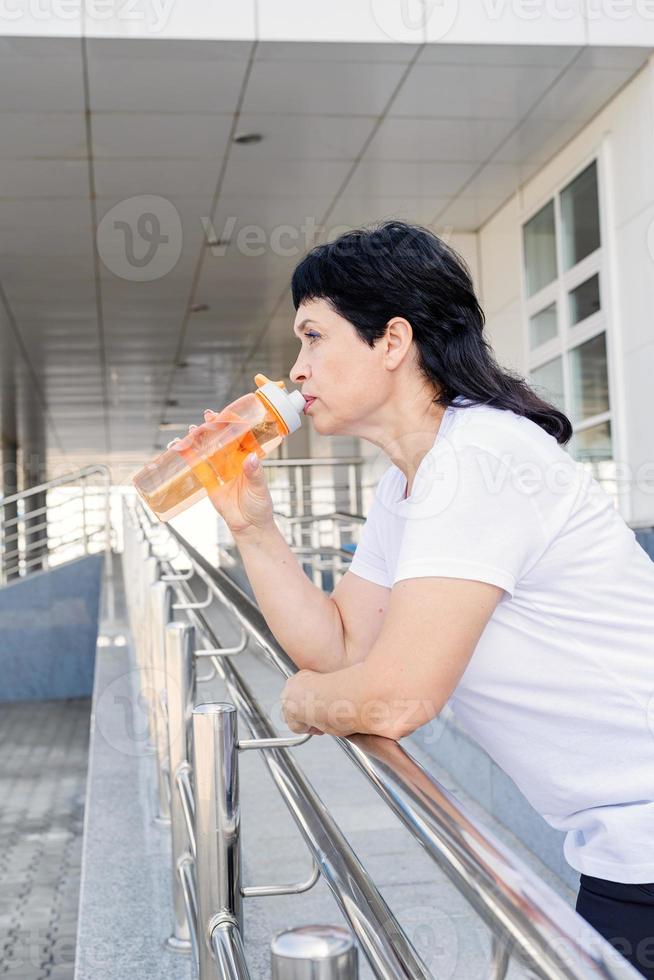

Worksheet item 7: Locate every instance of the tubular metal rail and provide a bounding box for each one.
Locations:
[123,496,640,980]
[0,464,113,585]
[261,455,365,520]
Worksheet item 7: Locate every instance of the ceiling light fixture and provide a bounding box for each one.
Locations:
[233,132,263,145]
[205,237,232,248]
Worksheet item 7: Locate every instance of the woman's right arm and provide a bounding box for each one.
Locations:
[232,521,347,674]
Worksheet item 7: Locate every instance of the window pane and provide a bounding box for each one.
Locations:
[531,356,564,411]
[571,421,616,502]
[569,273,600,326]
[572,420,612,463]
[561,161,600,270]
[529,302,557,349]
[569,332,609,421]
[523,200,556,297]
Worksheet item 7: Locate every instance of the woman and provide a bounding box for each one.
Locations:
[202,221,654,977]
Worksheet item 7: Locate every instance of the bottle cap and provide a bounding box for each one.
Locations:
[254,374,305,434]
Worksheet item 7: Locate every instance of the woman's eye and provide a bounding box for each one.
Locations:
[304,331,320,344]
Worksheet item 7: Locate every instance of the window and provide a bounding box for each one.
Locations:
[523,201,556,297]
[522,159,615,495]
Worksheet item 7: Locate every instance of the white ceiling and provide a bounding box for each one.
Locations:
[0,36,650,473]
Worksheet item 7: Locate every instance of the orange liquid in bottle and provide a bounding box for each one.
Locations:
[143,404,287,521]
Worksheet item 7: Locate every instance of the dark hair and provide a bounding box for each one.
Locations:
[291,220,572,445]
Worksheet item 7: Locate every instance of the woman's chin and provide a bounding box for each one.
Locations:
[310,413,335,436]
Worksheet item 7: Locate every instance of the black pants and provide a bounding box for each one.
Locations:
[576,873,654,978]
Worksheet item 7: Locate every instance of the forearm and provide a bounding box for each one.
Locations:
[232,522,346,673]
[281,663,400,738]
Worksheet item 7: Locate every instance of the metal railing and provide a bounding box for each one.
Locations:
[0,464,113,586]
[259,455,365,522]
[123,495,640,980]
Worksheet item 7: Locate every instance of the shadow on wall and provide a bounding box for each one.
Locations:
[0,555,103,702]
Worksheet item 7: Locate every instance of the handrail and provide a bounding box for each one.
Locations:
[0,463,112,588]
[0,463,111,506]
[156,516,639,980]
[273,509,365,525]
[262,456,364,467]
[129,503,430,978]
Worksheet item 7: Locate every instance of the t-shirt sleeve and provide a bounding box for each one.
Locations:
[348,493,392,589]
[393,442,547,597]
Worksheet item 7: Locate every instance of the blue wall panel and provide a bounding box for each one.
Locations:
[0,554,103,702]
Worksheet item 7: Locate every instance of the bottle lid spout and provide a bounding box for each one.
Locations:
[253,373,304,434]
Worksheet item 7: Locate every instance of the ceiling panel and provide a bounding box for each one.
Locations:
[229,113,376,160]
[389,63,565,118]
[86,39,251,112]
[0,252,96,282]
[457,162,540,201]
[433,197,508,232]
[220,158,352,198]
[416,44,578,67]
[91,112,233,159]
[326,195,450,229]
[345,160,477,198]
[0,38,84,112]
[0,159,89,198]
[0,199,91,252]
[93,159,221,199]
[240,59,408,116]
[363,116,516,162]
[255,41,420,63]
[0,112,86,158]
[3,278,97,305]
[525,66,646,122]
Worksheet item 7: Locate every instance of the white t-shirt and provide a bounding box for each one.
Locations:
[349,396,654,883]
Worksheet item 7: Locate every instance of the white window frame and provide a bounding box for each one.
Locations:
[520,148,623,505]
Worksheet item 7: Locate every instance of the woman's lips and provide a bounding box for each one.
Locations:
[303,397,317,413]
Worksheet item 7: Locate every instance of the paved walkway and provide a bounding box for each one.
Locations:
[0,698,90,980]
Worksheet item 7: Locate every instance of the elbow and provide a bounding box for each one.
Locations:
[365,694,444,742]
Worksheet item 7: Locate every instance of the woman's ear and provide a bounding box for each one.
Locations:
[384,317,413,370]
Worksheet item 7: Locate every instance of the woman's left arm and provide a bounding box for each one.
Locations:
[281,575,504,739]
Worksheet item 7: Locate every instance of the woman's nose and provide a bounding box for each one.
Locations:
[289,356,307,385]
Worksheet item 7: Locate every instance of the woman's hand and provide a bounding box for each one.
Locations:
[168,410,275,538]
[281,671,325,735]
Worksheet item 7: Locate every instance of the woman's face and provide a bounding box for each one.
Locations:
[289,298,388,437]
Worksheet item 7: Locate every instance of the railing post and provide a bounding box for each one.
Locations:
[150,579,173,824]
[271,925,358,979]
[164,621,196,952]
[139,552,159,749]
[192,702,242,979]
[81,481,88,555]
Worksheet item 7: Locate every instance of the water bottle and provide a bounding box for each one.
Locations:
[132,374,305,521]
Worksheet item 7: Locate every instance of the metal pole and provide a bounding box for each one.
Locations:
[150,580,173,824]
[192,702,242,980]
[164,621,196,952]
[141,552,159,750]
[211,919,251,979]
[81,482,88,555]
[271,925,358,979]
